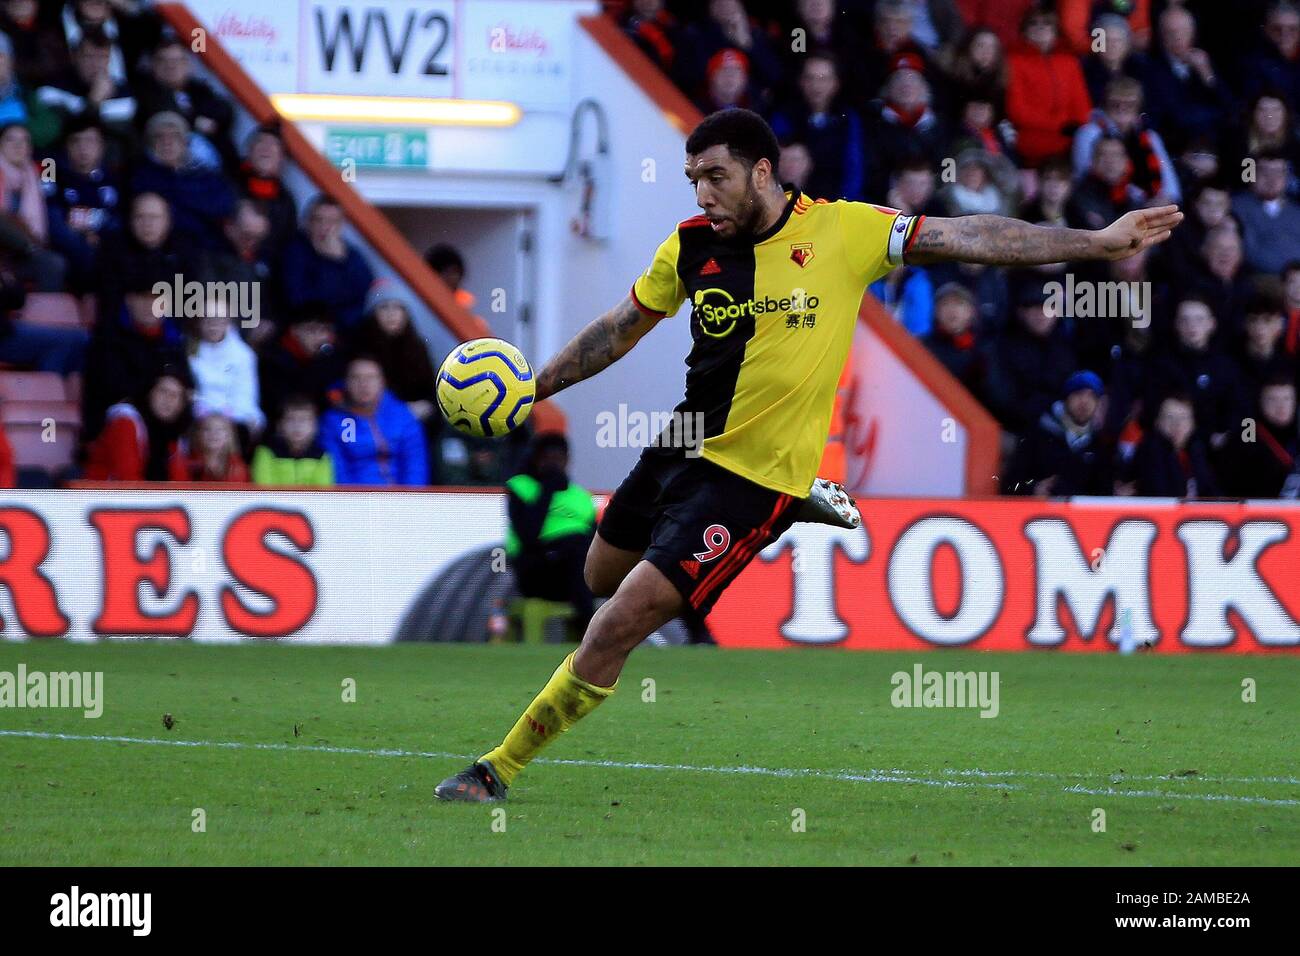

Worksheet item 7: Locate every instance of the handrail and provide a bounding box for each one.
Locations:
[579,12,1002,496]
[155,2,490,342]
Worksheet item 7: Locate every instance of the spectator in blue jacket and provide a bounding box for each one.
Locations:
[319,354,427,486]
[281,195,373,332]
[129,110,233,249]
[0,30,29,126]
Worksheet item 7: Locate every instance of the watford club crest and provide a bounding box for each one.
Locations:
[790,242,814,267]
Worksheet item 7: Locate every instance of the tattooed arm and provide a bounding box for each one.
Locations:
[535,295,664,401]
[904,205,1183,267]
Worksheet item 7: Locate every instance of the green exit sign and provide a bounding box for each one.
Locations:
[324,128,429,168]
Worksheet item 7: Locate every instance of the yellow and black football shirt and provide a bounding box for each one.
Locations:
[630,187,922,497]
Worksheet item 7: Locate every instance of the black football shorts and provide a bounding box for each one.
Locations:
[598,450,801,614]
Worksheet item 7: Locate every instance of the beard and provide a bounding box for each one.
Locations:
[726,181,768,238]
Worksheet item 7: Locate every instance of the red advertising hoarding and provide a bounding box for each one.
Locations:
[712,498,1300,653]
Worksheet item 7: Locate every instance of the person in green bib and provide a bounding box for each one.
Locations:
[505,433,597,632]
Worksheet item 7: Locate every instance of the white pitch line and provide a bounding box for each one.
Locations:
[1062,784,1300,807]
[938,767,1300,787]
[0,730,1007,791]
[2,729,1296,806]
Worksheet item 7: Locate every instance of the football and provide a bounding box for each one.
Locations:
[436,337,536,438]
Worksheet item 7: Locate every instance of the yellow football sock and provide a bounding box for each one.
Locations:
[480,652,615,786]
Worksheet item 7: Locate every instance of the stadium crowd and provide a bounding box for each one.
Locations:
[615,0,1300,498]
[0,0,533,490]
[0,0,1297,500]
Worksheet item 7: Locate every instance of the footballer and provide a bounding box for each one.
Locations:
[436,108,1182,802]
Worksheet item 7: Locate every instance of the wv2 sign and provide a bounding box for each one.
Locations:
[307,1,455,97]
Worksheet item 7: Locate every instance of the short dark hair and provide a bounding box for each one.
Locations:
[154,33,188,55]
[289,301,338,327]
[306,194,341,218]
[1246,289,1285,316]
[1252,147,1289,167]
[76,26,112,51]
[347,353,384,374]
[279,394,319,417]
[425,243,465,274]
[685,108,779,172]
[529,432,569,460]
[896,157,935,176]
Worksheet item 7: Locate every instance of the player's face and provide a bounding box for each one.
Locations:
[686,144,767,240]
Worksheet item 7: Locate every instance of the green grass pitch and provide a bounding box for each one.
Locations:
[0,641,1296,865]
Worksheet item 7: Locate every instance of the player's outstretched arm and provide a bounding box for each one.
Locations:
[904,205,1183,267]
[535,295,663,401]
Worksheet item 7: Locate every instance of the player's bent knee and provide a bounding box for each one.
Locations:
[584,536,638,597]
[580,563,683,656]
[583,553,614,597]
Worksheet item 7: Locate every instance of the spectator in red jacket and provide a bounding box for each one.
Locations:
[1005,7,1092,167]
[84,365,192,481]
[1058,0,1151,56]
[168,412,249,483]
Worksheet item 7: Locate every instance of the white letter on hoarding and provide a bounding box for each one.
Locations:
[1177,520,1300,646]
[887,517,1002,644]
[759,524,869,644]
[1025,518,1158,647]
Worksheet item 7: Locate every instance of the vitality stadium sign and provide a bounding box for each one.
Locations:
[0,491,1296,652]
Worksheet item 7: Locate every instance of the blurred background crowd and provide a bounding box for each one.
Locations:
[0,0,532,491]
[0,0,1297,502]
[611,0,1300,498]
